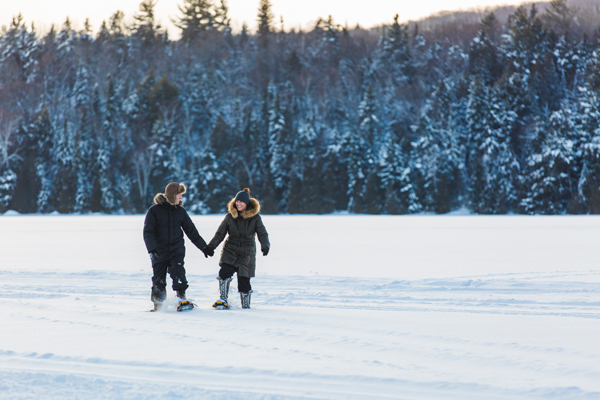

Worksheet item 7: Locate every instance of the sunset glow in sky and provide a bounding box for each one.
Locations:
[2,0,539,36]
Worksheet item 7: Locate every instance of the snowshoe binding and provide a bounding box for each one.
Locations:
[212,299,230,310]
[177,300,195,312]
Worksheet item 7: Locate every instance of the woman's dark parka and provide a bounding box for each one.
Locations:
[143,194,207,261]
[208,196,270,278]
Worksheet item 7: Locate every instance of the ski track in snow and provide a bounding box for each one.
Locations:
[2,269,600,399]
[2,215,600,399]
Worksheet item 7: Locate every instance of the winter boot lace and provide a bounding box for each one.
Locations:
[240,291,252,309]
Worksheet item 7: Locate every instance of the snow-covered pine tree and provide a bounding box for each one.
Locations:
[287,112,318,213]
[182,68,213,144]
[412,79,463,213]
[0,14,41,83]
[576,55,600,213]
[519,107,575,214]
[187,149,225,214]
[468,24,502,86]
[28,107,55,213]
[72,65,95,213]
[73,109,95,213]
[54,17,77,58]
[0,167,16,211]
[54,119,77,213]
[205,114,233,212]
[381,14,411,80]
[379,132,421,214]
[0,111,21,211]
[357,83,384,213]
[467,78,520,213]
[98,78,121,213]
[147,74,181,195]
[343,127,373,214]
[466,76,491,212]
[358,84,379,149]
[503,5,547,77]
[267,83,293,212]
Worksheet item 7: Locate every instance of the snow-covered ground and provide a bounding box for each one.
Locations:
[1,214,600,399]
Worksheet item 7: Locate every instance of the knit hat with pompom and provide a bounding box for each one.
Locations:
[234,188,251,205]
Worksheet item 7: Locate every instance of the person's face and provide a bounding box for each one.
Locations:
[176,193,183,204]
[235,200,247,212]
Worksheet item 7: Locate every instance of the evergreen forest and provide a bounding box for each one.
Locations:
[1,0,600,215]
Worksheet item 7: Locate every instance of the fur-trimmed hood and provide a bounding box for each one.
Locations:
[154,182,186,207]
[154,193,184,207]
[228,197,260,219]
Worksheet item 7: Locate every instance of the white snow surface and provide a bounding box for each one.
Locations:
[1,214,600,399]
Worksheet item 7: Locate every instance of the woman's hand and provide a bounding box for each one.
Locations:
[203,245,215,258]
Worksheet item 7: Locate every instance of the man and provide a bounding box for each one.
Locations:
[143,182,213,311]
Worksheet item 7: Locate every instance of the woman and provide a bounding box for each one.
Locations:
[205,188,270,309]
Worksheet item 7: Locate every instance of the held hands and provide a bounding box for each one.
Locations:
[203,245,215,258]
[149,251,159,262]
[262,248,269,256]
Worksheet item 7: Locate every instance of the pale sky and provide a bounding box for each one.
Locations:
[1,0,537,37]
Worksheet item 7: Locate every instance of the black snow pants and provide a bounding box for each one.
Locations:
[219,263,251,293]
[151,254,188,303]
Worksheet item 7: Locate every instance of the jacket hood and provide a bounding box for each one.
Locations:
[154,193,183,207]
[228,197,260,219]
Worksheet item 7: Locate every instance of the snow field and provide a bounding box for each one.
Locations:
[1,215,600,399]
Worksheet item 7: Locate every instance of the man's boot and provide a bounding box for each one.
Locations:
[212,277,232,309]
[151,285,166,312]
[240,291,252,309]
[151,301,163,312]
[176,290,186,300]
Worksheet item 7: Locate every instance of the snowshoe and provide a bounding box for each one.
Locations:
[177,300,195,312]
[212,299,230,310]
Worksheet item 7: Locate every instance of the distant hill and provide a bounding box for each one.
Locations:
[377,0,600,41]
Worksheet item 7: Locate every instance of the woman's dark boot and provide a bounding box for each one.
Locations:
[212,277,232,309]
[240,291,252,309]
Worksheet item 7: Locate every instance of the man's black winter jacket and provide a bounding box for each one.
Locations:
[143,194,207,261]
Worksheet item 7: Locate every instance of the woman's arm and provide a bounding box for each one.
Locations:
[255,215,270,253]
[208,215,230,249]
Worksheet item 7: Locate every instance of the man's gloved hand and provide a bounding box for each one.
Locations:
[149,251,159,262]
[203,245,215,258]
[262,248,269,256]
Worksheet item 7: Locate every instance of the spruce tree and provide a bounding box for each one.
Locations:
[257,0,274,47]
[344,129,373,214]
[134,0,161,45]
[0,14,41,83]
[520,108,575,214]
[176,0,230,42]
[0,112,21,212]
[412,80,462,213]
[30,107,55,213]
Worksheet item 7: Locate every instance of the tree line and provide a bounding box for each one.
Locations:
[1,0,600,215]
